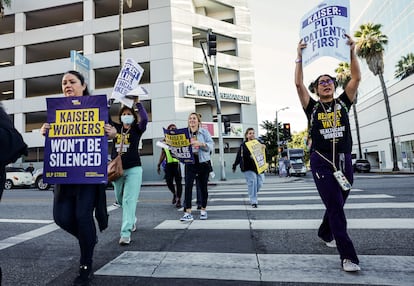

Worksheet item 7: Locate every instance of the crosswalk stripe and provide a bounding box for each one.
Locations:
[209,194,393,202]
[209,189,364,196]
[95,251,414,285]
[195,202,414,211]
[0,219,54,224]
[154,218,414,230]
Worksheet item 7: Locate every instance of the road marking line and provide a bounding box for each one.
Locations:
[209,189,365,196]
[197,202,414,211]
[0,206,119,251]
[0,223,59,251]
[209,194,393,202]
[155,218,414,230]
[0,219,54,224]
[95,251,414,285]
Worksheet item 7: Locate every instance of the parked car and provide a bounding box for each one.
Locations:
[32,168,51,190]
[5,167,33,190]
[353,159,371,173]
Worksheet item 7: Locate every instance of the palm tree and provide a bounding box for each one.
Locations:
[335,62,363,159]
[0,0,11,18]
[395,52,414,80]
[354,23,399,171]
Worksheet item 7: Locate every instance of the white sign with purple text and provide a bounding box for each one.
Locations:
[300,0,350,67]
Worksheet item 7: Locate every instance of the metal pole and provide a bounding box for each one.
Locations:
[119,0,124,68]
[276,111,279,157]
[214,56,226,180]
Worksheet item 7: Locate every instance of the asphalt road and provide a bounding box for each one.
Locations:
[1,173,413,286]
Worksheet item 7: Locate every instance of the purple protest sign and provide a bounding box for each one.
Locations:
[163,127,195,164]
[44,95,108,184]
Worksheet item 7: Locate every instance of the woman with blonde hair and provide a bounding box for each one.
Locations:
[180,113,214,221]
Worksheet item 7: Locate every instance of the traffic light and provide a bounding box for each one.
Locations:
[222,115,231,134]
[206,29,217,56]
[283,123,291,141]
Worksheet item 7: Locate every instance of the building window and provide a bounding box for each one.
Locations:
[140,139,153,156]
[0,14,15,35]
[95,26,149,53]
[0,48,14,68]
[26,74,62,97]
[94,0,148,18]
[25,111,47,132]
[26,37,83,64]
[0,80,14,100]
[26,3,83,30]
[25,147,45,163]
[109,100,152,123]
[94,63,150,89]
[192,28,237,56]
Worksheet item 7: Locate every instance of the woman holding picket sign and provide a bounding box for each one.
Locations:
[232,127,265,208]
[110,97,148,246]
[41,70,116,286]
[180,112,214,222]
[295,34,361,272]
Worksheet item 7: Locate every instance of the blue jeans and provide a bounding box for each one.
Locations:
[243,170,264,205]
[112,166,142,238]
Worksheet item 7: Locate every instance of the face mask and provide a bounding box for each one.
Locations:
[121,114,134,125]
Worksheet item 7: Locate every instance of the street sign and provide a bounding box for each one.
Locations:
[70,50,90,85]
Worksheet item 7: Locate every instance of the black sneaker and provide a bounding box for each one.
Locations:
[73,265,92,286]
[252,204,258,208]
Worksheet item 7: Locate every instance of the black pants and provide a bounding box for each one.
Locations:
[184,161,210,210]
[164,162,182,200]
[53,184,97,267]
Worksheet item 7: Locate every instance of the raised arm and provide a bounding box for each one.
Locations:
[294,40,311,109]
[344,34,361,103]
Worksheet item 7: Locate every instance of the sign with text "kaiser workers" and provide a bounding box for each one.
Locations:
[300,0,350,67]
[43,95,108,184]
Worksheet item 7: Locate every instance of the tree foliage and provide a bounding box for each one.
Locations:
[395,52,414,80]
[259,120,280,164]
[354,23,388,75]
[1,0,11,18]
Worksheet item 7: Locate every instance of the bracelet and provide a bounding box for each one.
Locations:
[295,58,302,63]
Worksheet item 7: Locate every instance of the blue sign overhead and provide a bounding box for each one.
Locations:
[70,50,90,85]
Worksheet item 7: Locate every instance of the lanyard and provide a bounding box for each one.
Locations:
[316,100,338,169]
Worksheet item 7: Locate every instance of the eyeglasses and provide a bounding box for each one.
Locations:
[318,79,334,86]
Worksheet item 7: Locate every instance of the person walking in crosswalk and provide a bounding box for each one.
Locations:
[157,124,183,208]
[294,35,361,272]
[232,127,264,208]
[180,113,214,221]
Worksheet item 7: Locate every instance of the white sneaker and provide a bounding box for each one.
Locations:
[180,213,194,222]
[325,240,337,248]
[119,237,131,246]
[131,223,137,232]
[200,210,208,220]
[342,259,361,272]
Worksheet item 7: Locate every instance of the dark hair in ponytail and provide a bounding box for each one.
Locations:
[308,74,338,94]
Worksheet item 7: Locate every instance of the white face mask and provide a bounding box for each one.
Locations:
[121,114,134,125]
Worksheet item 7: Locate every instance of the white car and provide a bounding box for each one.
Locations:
[32,168,51,190]
[5,167,33,190]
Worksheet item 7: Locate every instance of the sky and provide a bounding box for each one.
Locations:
[247,0,368,134]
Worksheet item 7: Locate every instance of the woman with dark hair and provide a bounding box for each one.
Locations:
[40,70,116,285]
[232,127,264,208]
[295,34,362,272]
[180,112,214,221]
[110,98,148,245]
